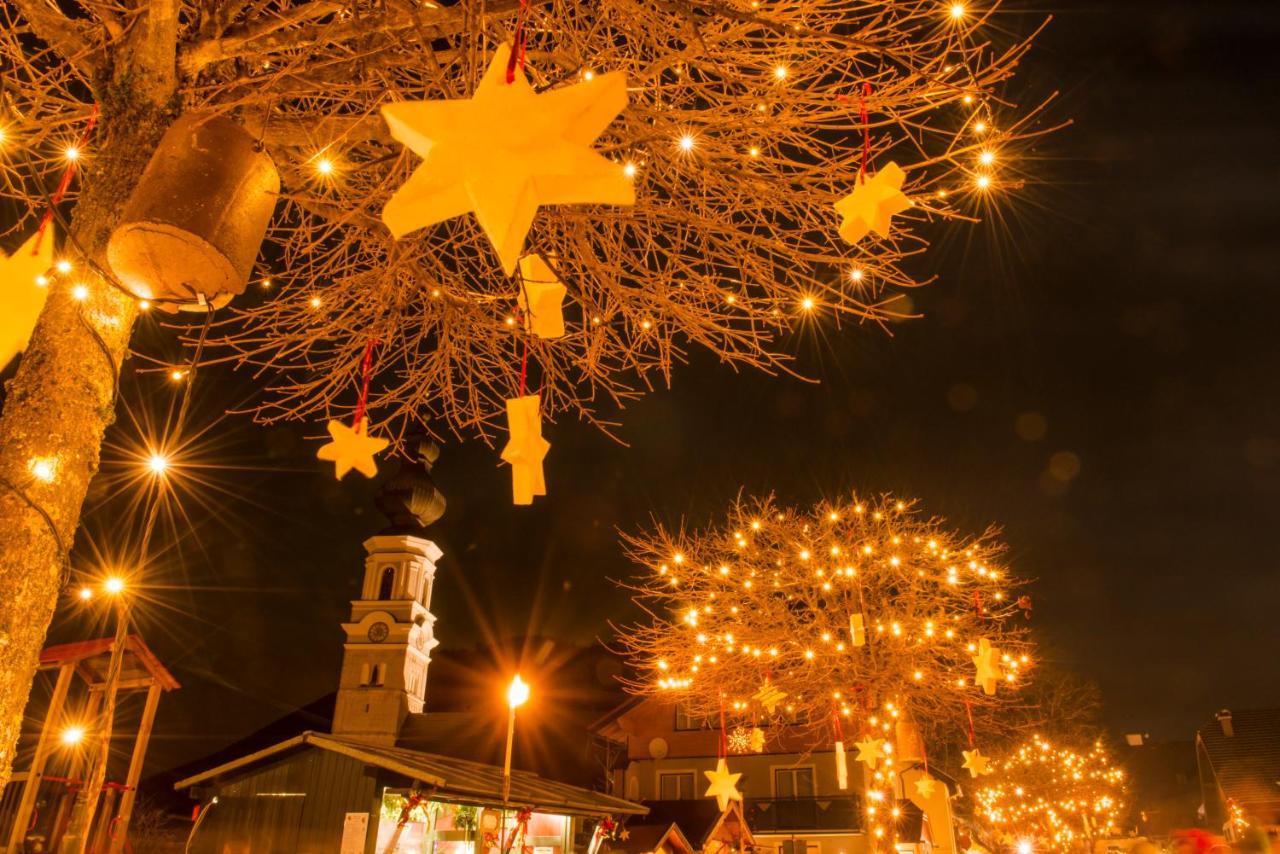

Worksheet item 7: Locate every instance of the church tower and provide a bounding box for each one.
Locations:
[332,440,447,744]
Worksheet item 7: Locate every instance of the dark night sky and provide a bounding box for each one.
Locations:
[23,0,1280,777]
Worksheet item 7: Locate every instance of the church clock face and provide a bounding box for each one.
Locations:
[413,629,427,651]
[367,621,390,643]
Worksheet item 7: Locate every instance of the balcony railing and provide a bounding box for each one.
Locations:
[746,796,862,833]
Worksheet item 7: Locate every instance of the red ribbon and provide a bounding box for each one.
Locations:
[963,698,976,747]
[718,697,728,759]
[831,709,845,742]
[35,104,99,255]
[858,83,872,184]
[351,339,378,429]
[504,0,531,84]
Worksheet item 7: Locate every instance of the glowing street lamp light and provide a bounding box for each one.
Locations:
[502,675,530,803]
[61,725,85,746]
[147,453,169,475]
[104,576,126,595]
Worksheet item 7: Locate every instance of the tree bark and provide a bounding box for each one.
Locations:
[0,106,173,790]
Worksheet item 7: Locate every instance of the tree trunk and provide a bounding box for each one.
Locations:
[0,106,173,790]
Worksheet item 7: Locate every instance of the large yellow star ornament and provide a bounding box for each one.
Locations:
[971,637,1002,696]
[1,228,55,368]
[834,161,911,244]
[962,748,992,778]
[501,394,550,505]
[381,43,635,274]
[317,419,388,480]
[854,738,888,770]
[703,758,743,811]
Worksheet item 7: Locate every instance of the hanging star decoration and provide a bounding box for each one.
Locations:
[914,774,939,799]
[854,738,888,770]
[753,682,788,715]
[962,748,992,778]
[834,161,911,244]
[316,419,388,480]
[703,758,744,811]
[849,612,867,647]
[972,637,1002,696]
[501,393,550,504]
[380,43,635,275]
[517,254,568,339]
[1,228,55,368]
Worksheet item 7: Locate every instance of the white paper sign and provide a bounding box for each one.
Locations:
[340,811,369,854]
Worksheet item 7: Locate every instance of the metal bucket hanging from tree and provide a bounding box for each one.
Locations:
[107,114,279,311]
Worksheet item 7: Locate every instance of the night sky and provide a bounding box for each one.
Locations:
[23,0,1280,777]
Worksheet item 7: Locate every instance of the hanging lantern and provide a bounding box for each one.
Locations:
[107,114,279,311]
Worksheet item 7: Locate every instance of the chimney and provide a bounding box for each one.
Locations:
[1216,709,1234,738]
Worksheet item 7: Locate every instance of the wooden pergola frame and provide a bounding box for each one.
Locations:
[5,634,179,853]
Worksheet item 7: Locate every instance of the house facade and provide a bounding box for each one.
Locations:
[593,699,959,854]
[1195,708,1280,848]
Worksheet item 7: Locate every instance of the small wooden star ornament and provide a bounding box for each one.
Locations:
[854,738,888,770]
[501,393,550,505]
[849,612,867,647]
[753,682,787,714]
[971,637,1002,696]
[317,419,388,480]
[380,43,635,274]
[1,228,55,368]
[914,774,939,799]
[834,161,911,244]
[703,758,743,811]
[518,254,568,339]
[962,748,992,778]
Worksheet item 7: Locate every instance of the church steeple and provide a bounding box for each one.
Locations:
[332,441,446,744]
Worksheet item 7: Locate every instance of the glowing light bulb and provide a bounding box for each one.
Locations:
[71,284,89,301]
[147,453,169,475]
[261,278,272,289]
[138,300,151,311]
[61,725,85,746]
[55,259,72,274]
[170,369,186,382]
[979,150,996,166]
[35,275,49,287]
[950,3,965,20]
[975,175,992,190]
[583,70,595,81]
[315,157,334,176]
[974,121,988,133]
[104,576,125,595]
[623,162,637,178]
[507,674,530,708]
[29,458,56,483]
[678,134,695,152]
[774,65,788,80]
[309,296,322,309]
[78,586,93,601]
[801,296,815,311]
[64,146,80,161]
[849,268,864,283]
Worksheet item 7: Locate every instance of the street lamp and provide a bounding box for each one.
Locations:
[502,675,530,804]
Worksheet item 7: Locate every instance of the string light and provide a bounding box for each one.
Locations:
[949,3,966,20]
[29,458,57,483]
[71,284,88,301]
[60,725,85,746]
[64,145,80,161]
[104,576,126,595]
[77,587,93,601]
[147,453,170,475]
[678,134,696,152]
[55,259,71,274]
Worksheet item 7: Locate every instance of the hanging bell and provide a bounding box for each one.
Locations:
[107,114,279,311]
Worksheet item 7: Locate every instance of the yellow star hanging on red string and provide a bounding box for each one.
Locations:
[834,161,910,244]
[501,393,550,505]
[703,758,743,811]
[317,419,388,480]
[381,43,635,275]
[854,738,888,770]
[913,774,939,799]
[518,254,568,339]
[971,637,1002,696]
[962,748,992,778]
[753,682,787,715]
[1,227,55,368]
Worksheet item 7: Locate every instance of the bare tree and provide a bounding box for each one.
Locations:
[0,0,1053,786]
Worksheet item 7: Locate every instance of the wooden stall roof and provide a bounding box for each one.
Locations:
[173,731,647,818]
[39,634,180,691]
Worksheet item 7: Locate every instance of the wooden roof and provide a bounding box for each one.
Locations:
[39,634,180,691]
[172,731,647,818]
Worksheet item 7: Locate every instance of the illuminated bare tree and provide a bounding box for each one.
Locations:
[614,493,1036,744]
[0,0,1054,785]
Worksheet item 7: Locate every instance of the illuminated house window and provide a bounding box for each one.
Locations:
[659,772,696,800]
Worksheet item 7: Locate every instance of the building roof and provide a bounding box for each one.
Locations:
[172,731,646,818]
[1197,709,1280,815]
[637,800,754,849]
[40,634,180,691]
[602,821,694,854]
